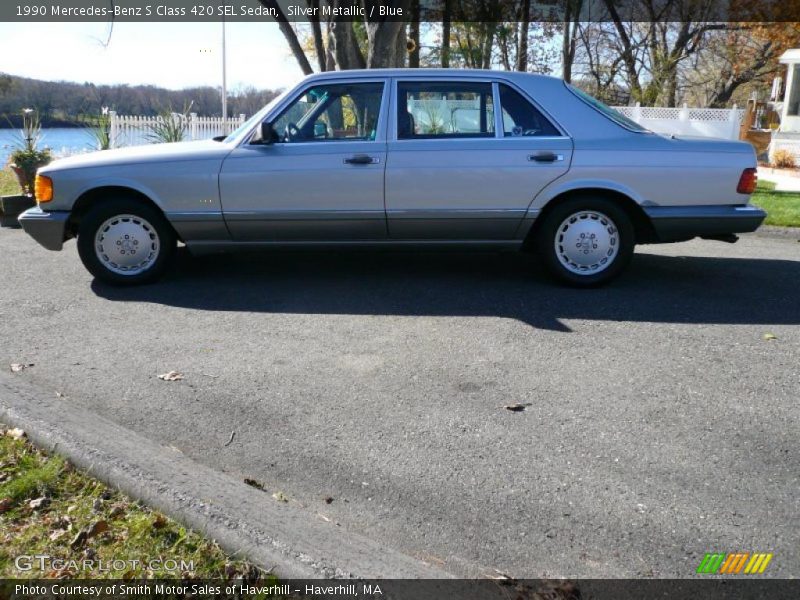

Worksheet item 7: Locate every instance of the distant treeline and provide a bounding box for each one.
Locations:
[0,73,281,127]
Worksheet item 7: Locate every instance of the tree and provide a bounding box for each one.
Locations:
[261,0,412,73]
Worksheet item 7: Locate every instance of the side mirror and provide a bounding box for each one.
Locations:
[260,122,279,145]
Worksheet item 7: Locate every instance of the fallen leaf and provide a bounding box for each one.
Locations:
[70,530,87,550]
[151,515,167,529]
[29,497,49,510]
[487,569,514,581]
[504,403,532,412]
[6,428,26,440]
[763,332,778,341]
[272,491,289,503]
[0,498,12,513]
[10,363,33,372]
[87,520,108,538]
[158,371,184,381]
[244,478,266,492]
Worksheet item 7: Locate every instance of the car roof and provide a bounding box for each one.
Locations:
[303,68,564,86]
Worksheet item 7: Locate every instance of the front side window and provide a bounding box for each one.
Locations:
[499,84,561,137]
[398,81,494,139]
[270,82,384,142]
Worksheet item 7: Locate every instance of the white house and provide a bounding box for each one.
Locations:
[769,49,800,163]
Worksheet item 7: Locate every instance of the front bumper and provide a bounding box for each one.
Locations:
[18,207,70,251]
[644,205,766,242]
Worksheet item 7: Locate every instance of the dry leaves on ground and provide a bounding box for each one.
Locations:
[157,371,184,381]
[5,428,26,440]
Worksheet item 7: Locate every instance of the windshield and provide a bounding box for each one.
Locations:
[566,83,650,133]
[223,89,291,143]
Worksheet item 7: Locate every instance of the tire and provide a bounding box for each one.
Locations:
[77,198,176,286]
[535,196,635,287]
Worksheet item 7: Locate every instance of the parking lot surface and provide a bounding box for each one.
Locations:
[1,227,798,577]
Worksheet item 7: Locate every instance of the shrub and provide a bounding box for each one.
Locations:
[772,149,796,169]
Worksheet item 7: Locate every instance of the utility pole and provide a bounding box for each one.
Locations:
[221,18,228,123]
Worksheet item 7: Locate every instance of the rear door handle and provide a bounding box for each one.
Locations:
[528,152,563,163]
[344,154,379,165]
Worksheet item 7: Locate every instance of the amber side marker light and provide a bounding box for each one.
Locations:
[737,168,757,194]
[34,174,53,203]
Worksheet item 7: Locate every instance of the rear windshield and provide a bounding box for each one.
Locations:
[566,83,650,133]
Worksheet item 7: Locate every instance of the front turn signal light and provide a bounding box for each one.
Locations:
[736,168,757,194]
[34,174,53,203]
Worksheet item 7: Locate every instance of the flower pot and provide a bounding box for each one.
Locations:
[0,195,36,228]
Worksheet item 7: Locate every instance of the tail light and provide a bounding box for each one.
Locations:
[35,174,53,203]
[736,168,757,194]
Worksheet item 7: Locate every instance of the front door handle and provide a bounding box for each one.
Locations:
[528,152,563,163]
[344,154,379,165]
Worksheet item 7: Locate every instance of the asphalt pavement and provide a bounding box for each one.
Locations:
[1,226,798,578]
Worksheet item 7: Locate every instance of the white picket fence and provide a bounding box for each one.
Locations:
[107,103,743,147]
[612,103,744,140]
[108,112,246,148]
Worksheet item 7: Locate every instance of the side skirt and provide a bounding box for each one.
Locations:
[185,239,524,256]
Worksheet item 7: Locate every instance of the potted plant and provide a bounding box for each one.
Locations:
[2,108,52,228]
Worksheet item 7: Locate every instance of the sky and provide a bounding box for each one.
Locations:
[0,22,304,91]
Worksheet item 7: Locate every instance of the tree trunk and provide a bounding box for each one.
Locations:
[408,0,420,68]
[515,0,530,71]
[365,0,411,69]
[308,0,326,72]
[258,0,313,75]
[442,0,451,67]
[330,18,366,70]
[561,0,581,83]
[481,24,495,70]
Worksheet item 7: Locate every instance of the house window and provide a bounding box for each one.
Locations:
[788,65,800,116]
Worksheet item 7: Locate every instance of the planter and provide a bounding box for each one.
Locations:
[0,195,36,228]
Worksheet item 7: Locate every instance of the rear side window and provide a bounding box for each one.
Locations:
[499,84,560,137]
[397,81,494,139]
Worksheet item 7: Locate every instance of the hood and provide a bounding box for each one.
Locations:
[41,139,232,172]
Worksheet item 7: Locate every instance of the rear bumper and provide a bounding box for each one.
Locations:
[18,207,70,251]
[644,205,766,242]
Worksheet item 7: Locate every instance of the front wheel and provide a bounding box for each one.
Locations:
[535,197,635,287]
[77,199,176,286]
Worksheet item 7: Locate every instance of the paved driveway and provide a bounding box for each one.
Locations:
[1,227,798,577]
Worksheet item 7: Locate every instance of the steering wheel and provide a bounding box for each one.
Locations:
[285,122,301,141]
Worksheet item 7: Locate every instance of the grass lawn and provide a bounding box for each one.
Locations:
[0,167,20,197]
[0,427,273,580]
[750,180,800,228]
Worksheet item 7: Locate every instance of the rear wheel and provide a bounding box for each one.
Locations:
[77,199,176,285]
[536,196,635,287]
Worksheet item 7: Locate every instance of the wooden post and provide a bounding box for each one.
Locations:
[109,111,117,149]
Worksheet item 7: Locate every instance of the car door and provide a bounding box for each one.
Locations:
[219,79,389,241]
[385,78,573,239]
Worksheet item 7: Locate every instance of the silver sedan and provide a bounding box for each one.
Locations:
[20,69,765,286]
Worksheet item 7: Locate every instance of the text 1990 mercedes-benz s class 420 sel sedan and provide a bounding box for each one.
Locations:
[20,69,766,287]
